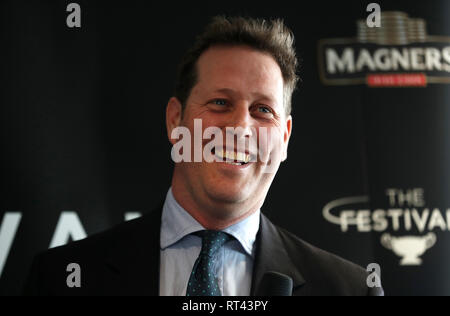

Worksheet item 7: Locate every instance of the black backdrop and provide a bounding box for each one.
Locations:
[1,0,450,295]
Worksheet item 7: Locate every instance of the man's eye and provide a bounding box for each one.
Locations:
[258,106,272,114]
[212,99,227,106]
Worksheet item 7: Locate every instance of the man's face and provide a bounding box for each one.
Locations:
[168,45,292,217]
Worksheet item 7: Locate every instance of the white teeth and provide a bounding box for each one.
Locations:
[215,149,250,164]
[236,152,249,163]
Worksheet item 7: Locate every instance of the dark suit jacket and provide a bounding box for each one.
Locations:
[23,206,384,296]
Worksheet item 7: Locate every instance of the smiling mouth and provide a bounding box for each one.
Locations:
[212,148,252,166]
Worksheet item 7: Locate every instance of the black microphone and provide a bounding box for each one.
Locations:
[256,271,293,296]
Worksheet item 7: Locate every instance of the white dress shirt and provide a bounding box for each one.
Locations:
[159,188,260,296]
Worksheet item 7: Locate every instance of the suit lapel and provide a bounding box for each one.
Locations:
[250,213,306,295]
[104,206,162,295]
[103,206,306,295]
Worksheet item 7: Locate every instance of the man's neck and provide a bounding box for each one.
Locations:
[170,182,261,230]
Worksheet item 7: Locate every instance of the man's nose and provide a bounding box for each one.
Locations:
[228,103,254,137]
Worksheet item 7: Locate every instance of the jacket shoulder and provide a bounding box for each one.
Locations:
[276,226,381,296]
[39,213,151,259]
[23,209,161,295]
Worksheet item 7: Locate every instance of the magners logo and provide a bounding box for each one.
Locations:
[318,11,450,87]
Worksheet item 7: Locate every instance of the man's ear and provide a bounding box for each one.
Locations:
[281,115,292,162]
[166,97,183,145]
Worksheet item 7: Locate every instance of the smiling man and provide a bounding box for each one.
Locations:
[167,43,289,231]
[24,16,383,296]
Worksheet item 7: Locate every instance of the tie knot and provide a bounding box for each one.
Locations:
[195,230,231,257]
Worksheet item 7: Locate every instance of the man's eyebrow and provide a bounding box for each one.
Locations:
[212,88,239,97]
[213,88,277,104]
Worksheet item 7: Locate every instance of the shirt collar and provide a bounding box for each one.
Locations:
[160,188,260,257]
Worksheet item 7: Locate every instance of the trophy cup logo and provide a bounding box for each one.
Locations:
[322,189,445,267]
[381,233,436,266]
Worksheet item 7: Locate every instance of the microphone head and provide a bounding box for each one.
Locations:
[256,271,293,296]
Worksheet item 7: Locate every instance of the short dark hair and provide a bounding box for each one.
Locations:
[174,15,299,115]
